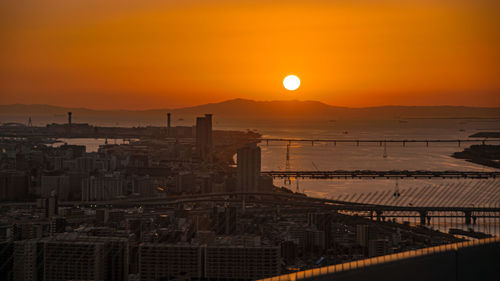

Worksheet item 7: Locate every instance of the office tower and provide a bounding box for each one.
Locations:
[195,114,213,161]
[204,245,281,280]
[138,244,202,281]
[237,143,261,192]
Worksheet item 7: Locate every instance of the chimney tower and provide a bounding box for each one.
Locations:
[167,113,171,136]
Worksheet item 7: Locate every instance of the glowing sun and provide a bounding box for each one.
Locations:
[283,75,300,91]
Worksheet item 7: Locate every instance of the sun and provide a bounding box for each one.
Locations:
[283,75,300,91]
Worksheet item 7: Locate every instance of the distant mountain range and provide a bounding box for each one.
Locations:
[1,99,499,126]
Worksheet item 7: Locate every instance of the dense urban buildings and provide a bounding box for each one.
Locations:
[0,114,496,280]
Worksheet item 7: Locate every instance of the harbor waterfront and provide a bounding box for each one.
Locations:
[47,118,500,237]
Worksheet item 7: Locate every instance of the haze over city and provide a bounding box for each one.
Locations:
[0,1,499,281]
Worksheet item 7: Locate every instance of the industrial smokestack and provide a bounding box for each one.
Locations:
[68,112,72,127]
[167,113,171,136]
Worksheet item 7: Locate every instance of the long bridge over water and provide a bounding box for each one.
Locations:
[259,138,499,146]
[261,170,500,179]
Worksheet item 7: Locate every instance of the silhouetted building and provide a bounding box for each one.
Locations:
[281,241,298,264]
[45,196,58,218]
[41,174,69,198]
[357,224,378,256]
[49,218,66,234]
[204,245,280,280]
[308,213,334,247]
[13,240,39,281]
[12,223,43,241]
[368,239,389,257]
[305,229,326,251]
[212,206,238,235]
[13,236,128,281]
[195,114,213,161]
[0,241,13,281]
[0,171,30,201]
[81,175,125,201]
[138,244,202,280]
[96,209,110,225]
[237,143,261,192]
[175,172,195,194]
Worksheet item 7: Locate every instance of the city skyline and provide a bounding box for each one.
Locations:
[1,1,499,280]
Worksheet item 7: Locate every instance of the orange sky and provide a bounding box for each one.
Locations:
[1,0,499,109]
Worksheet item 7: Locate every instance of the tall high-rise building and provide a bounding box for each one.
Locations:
[195,114,213,161]
[237,143,261,192]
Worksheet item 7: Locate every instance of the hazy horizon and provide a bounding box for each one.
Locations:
[2,0,500,109]
[2,97,500,112]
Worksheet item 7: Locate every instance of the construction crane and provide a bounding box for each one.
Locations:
[284,142,291,185]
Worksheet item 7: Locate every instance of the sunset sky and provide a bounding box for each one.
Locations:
[1,0,499,109]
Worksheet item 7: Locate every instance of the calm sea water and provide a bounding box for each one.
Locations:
[239,119,499,199]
